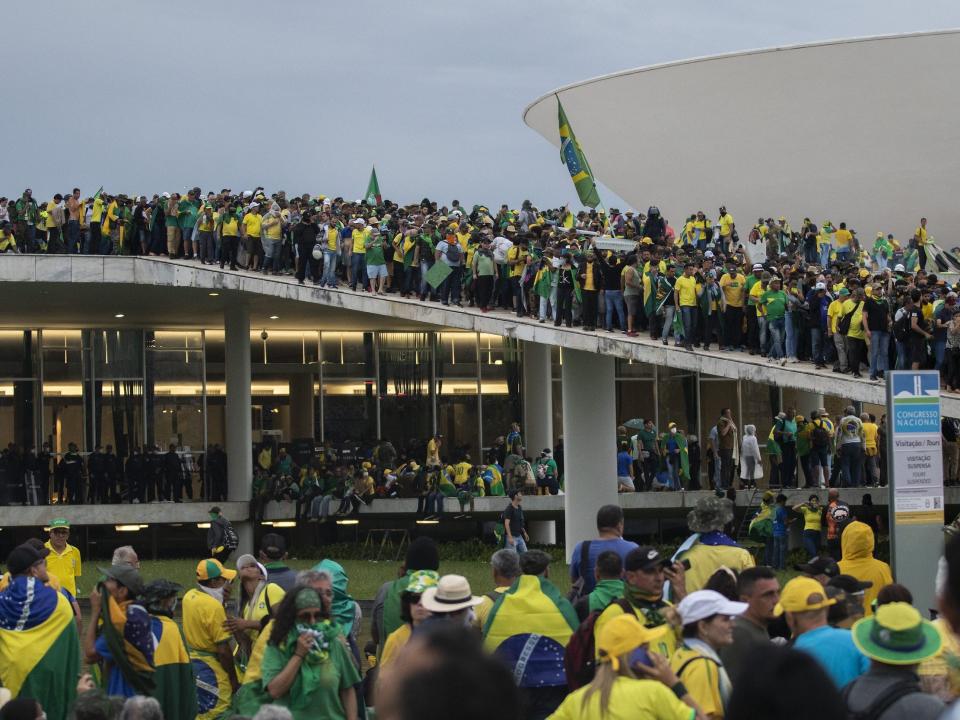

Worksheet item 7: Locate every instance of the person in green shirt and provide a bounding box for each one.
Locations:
[178,188,201,259]
[364,227,388,294]
[761,277,788,364]
[472,237,497,311]
[260,587,360,720]
[634,419,660,491]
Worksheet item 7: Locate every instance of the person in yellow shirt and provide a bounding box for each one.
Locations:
[674,263,699,350]
[196,205,218,265]
[227,554,285,667]
[717,206,735,251]
[861,412,880,485]
[719,264,746,349]
[672,589,747,719]
[44,517,82,597]
[843,288,867,378]
[379,570,439,671]
[792,495,823,559]
[828,288,851,373]
[90,194,105,254]
[241,204,263,271]
[349,219,370,291]
[219,207,241,271]
[0,222,17,253]
[915,217,929,269]
[183,559,239,719]
[834,222,854,262]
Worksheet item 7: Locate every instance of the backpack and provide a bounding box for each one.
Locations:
[535,462,547,481]
[893,308,912,342]
[221,520,239,552]
[837,302,862,336]
[840,678,920,720]
[563,598,633,690]
[566,541,592,603]
[445,241,462,263]
[811,421,831,449]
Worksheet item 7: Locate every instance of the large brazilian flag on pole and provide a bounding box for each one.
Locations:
[557,97,601,209]
[0,576,80,720]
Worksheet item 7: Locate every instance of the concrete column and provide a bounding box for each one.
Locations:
[235,518,255,558]
[289,374,315,439]
[523,341,554,453]
[225,304,252,503]
[528,520,557,545]
[562,349,618,552]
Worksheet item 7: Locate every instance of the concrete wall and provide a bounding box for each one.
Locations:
[523,30,960,245]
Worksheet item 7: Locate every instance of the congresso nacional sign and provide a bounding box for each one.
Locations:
[887,370,944,525]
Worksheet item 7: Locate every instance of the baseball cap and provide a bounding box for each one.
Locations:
[260,533,287,559]
[894,264,906,272]
[815,282,827,291]
[775,576,837,616]
[795,555,840,578]
[624,546,672,572]
[50,518,70,530]
[752,263,764,271]
[827,574,873,594]
[704,250,715,258]
[596,613,667,670]
[677,589,747,625]
[98,564,145,596]
[852,602,941,665]
[5,543,49,575]
[196,558,236,582]
[208,506,221,515]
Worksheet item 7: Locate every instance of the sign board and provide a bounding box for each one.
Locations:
[886,370,945,617]
[888,371,944,524]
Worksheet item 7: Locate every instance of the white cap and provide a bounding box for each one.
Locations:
[815,282,826,290]
[161,192,171,199]
[676,589,748,625]
[242,190,253,198]
[352,218,365,226]
[894,264,906,272]
[704,250,715,258]
[752,263,764,271]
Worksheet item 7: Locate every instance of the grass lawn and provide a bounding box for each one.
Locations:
[140,557,573,601]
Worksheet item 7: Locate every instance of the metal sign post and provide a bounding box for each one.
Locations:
[886,370,945,617]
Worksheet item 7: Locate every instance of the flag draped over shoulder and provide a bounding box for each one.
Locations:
[0,576,80,720]
[151,615,197,720]
[99,589,156,695]
[365,166,381,206]
[482,575,578,688]
[558,98,601,209]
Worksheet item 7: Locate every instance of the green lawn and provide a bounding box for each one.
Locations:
[140,558,573,601]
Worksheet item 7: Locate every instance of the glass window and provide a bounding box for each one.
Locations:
[253,331,320,366]
[146,331,204,454]
[377,332,433,455]
[93,330,143,379]
[657,367,697,436]
[616,380,655,427]
[436,333,479,462]
[480,335,522,452]
[616,358,655,378]
[321,332,375,445]
[0,331,38,378]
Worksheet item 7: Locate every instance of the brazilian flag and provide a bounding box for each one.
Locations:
[558,98,601,208]
[483,575,578,688]
[151,615,198,720]
[0,577,81,720]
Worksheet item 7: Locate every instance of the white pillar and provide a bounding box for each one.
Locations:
[523,341,554,454]
[235,518,254,558]
[225,304,252,503]
[562,349,618,553]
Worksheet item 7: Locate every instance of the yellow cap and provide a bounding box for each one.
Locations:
[774,576,836,616]
[596,613,667,670]
[196,558,236,582]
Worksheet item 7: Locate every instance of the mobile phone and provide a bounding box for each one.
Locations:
[628,646,653,668]
[681,558,692,570]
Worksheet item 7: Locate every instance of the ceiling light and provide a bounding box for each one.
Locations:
[336,519,359,525]
[196,522,211,529]
[272,521,297,528]
[269,315,280,320]
[114,313,125,319]
[416,519,440,525]
[115,524,142,532]
[208,292,220,297]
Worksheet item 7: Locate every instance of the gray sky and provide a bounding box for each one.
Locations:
[3,0,959,209]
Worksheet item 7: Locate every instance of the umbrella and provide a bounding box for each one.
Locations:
[623,418,646,431]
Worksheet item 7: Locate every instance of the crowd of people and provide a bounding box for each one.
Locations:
[1,498,958,720]
[2,190,960,388]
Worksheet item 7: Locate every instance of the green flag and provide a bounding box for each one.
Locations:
[93,186,103,200]
[365,166,381,206]
[425,261,452,289]
[557,98,600,208]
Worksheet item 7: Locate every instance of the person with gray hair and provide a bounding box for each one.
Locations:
[252,705,294,720]
[111,545,140,569]
[119,696,162,720]
[475,549,521,628]
[294,568,332,587]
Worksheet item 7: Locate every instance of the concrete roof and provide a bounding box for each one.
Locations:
[522,29,960,244]
[1,254,957,416]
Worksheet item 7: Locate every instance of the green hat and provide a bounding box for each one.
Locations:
[406,569,440,595]
[839,288,850,296]
[50,518,70,529]
[851,602,941,665]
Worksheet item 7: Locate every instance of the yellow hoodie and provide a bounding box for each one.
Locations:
[838,521,893,615]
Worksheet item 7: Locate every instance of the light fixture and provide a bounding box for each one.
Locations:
[115,524,142,532]
[114,313,125,319]
[336,519,359,526]
[208,292,219,297]
[272,521,296,528]
[196,522,211,529]
[261,521,275,526]
[416,519,440,525]
[269,315,279,320]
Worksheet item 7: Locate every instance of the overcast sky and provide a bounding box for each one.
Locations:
[3,1,959,208]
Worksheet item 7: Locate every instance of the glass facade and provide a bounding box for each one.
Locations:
[0,326,868,494]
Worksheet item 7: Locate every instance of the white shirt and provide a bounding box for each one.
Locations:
[492,237,513,263]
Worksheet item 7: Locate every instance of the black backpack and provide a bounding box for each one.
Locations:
[566,541,592,603]
[841,678,920,720]
[811,421,831,449]
[221,519,239,552]
[837,302,863,336]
